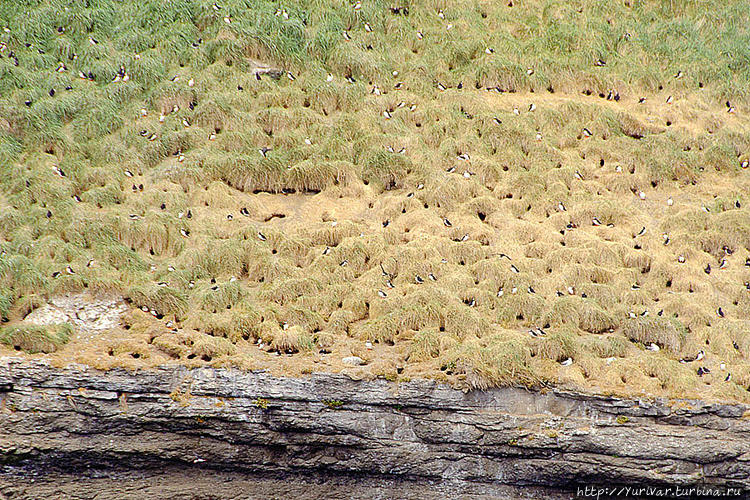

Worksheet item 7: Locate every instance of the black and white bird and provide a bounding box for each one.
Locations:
[560,358,573,366]
[443,217,452,227]
[592,217,602,226]
[259,147,272,157]
[680,350,705,363]
[704,263,711,274]
[646,343,660,352]
[529,327,547,338]
[378,290,387,298]
[717,307,725,318]
[180,228,189,237]
[240,207,250,217]
[258,231,267,241]
[414,274,424,284]
[65,265,75,274]
[510,264,519,273]
[428,273,437,281]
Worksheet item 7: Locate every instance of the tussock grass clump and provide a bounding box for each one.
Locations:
[622,318,683,353]
[444,334,537,390]
[0,323,72,353]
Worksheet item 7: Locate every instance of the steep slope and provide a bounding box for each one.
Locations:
[0,0,749,401]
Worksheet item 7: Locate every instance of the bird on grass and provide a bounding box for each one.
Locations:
[680,350,705,363]
[528,327,546,337]
[560,358,573,366]
[414,274,424,284]
[646,343,660,352]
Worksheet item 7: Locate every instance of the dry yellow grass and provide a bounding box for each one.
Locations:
[1,0,750,402]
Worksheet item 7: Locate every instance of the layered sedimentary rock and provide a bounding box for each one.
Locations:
[0,358,748,499]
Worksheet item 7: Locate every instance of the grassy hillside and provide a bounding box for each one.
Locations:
[1,0,750,401]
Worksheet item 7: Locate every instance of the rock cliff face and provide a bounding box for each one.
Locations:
[0,357,748,499]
